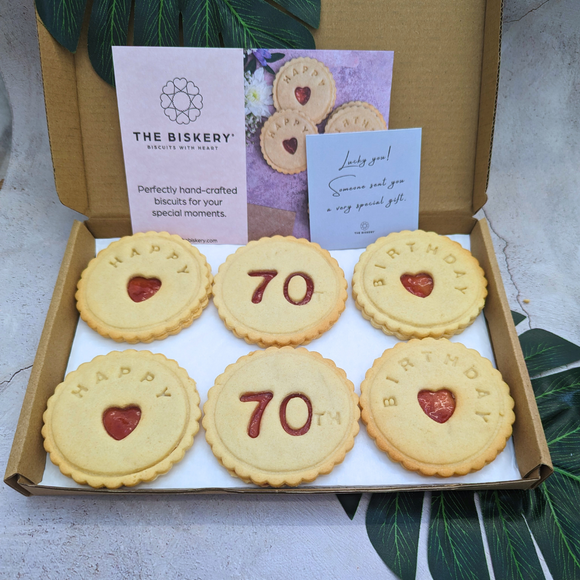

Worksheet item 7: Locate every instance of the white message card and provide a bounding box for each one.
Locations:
[113,46,248,244]
[306,128,421,249]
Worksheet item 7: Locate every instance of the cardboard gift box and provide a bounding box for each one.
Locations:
[5,0,552,496]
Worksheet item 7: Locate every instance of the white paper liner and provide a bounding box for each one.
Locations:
[40,236,521,491]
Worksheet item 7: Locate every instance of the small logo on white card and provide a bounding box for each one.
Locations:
[360,221,370,231]
[160,78,203,125]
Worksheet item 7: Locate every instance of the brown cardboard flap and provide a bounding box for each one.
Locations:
[36,15,89,216]
[473,0,502,213]
[471,220,552,480]
[37,0,501,226]
[4,222,95,494]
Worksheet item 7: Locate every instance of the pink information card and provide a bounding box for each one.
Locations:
[113,47,394,244]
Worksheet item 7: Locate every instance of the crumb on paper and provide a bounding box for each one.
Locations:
[523,299,530,304]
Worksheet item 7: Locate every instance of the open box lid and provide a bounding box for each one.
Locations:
[36,0,501,238]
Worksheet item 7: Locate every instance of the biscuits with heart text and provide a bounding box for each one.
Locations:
[352,230,487,339]
[42,350,201,488]
[273,57,336,124]
[76,232,213,343]
[360,339,515,477]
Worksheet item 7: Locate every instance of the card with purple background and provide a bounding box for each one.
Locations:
[244,49,394,240]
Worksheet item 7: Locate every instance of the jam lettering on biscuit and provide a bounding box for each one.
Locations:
[103,406,142,440]
[128,277,162,302]
[417,389,455,423]
[248,271,278,304]
[240,391,274,438]
[279,393,312,436]
[283,273,314,305]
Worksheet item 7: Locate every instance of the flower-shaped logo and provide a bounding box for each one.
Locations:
[160,78,203,125]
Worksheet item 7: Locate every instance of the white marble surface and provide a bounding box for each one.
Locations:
[0,1,578,578]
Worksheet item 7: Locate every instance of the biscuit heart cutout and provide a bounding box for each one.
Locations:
[294,86,311,105]
[283,138,298,155]
[103,406,142,440]
[128,276,162,302]
[417,389,455,424]
[400,273,434,298]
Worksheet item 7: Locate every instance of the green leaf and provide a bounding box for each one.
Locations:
[520,329,580,377]
[134,0,181,47]
[523,470,580,579]
[428,491,490,580]
[533,367,580,424]
[271,0,320,28]
[511,310,526,327]
[36,0,87,52]
[217,0,315,49]
[366,492,423,580]
[479,489,544,580]
[181,0,221,47]
[337,493,362,520]
[88,0,132,85]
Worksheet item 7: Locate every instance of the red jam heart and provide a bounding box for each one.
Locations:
[294,86,311,105]
[103,406,142,440]
[401,273,434,298]
[283,138,298,155]
[127,277,161,302]
[417,390,455,424]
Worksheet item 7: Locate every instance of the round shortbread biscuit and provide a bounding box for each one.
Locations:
[260,110,317,174]
[352,230,487,339]
[76,232,212,343]
[42,350,201,488]
[273,57,336,124]
[325,103,386,133]
[360,339,515,477]
[212,236,348,347]
[203,347,360,487]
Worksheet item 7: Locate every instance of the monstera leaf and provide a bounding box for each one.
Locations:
[359,313,580,579]
[35,0,319,84]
